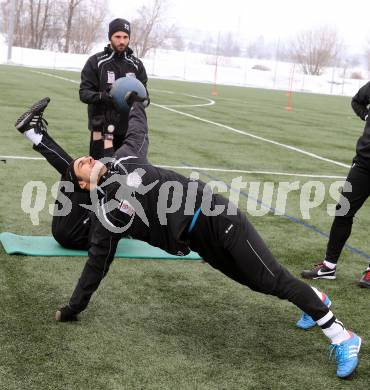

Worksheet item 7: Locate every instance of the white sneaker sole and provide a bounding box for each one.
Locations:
[313,275,336,280]
[15,112,33,131]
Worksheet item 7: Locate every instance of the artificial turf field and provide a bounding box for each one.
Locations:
[0,64,369,389]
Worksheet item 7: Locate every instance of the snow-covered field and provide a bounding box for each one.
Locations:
[1,35,368,97]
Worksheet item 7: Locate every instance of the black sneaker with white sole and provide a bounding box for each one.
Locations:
[301,262,336,280]
[15,97,50,133]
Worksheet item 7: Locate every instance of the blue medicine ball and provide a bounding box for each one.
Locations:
[109,77,147,113]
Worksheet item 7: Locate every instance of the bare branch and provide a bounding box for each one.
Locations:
[130,0,180,58]
[289,26,343,75]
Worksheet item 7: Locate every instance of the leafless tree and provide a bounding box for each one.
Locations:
[219,32,240,57]
[163,32,185,51]
[130,0,179,58]
[244,36,278,59]
[246,36,267,59]
[1,1,16,43]
[1,0,54,49]
[29,0,51,49]
[1,0,25,46]
[0,0,106,53]
[63,0,83,52]
[67,0,106,54]
[289,26,342,75]
[194,36,215,54]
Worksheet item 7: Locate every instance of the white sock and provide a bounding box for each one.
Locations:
[24,128,42,146]
[323,260,336,270]
[317,312,351,344]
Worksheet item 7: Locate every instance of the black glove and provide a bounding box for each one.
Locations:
[143,96,150,107]
[55,305,78,322]
[100,91,114,107]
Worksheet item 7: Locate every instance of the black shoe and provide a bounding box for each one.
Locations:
[15,97,50,133]
[54,305,79,322]
[301,262,336,280]
[358,269,370,288]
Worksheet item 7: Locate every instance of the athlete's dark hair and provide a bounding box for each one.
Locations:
[65,160,86,192]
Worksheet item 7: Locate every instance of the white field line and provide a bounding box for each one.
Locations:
[32,70,351,170]
[156,165,346,179]
[152,103,351,169]
[32,70,79,84]
[0,156,346,179]
[151,89,215,107]
[1,155,44,160]
[32,73,214,108]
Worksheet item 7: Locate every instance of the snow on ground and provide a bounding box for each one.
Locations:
[0,39,368,97]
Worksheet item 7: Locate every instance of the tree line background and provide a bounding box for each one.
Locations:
[1,0,370,77]
[0,0,107,53]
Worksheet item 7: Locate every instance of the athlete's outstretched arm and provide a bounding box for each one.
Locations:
[114,102,149,161]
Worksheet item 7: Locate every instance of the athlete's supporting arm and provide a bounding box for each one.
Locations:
[55,219,120,321]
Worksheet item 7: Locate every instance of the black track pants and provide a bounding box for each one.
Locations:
[325,161,370,263]
[189,209,329,321]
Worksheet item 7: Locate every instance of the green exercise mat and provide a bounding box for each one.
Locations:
[0,232,201,260]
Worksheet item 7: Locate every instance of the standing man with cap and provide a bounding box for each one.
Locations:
[80,18,149,155]
[301,82,370,287]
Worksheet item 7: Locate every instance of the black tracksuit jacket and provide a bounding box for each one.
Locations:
[351,81,370,121]
[351,82,370,167]
[79,45,148,134]
[69,103,206,313]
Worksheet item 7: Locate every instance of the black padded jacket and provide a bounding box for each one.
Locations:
[79,45,148,134]
[351,81,370,121]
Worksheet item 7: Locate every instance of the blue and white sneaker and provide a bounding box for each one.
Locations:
[330,332,361,378]
[296,294,331,330]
